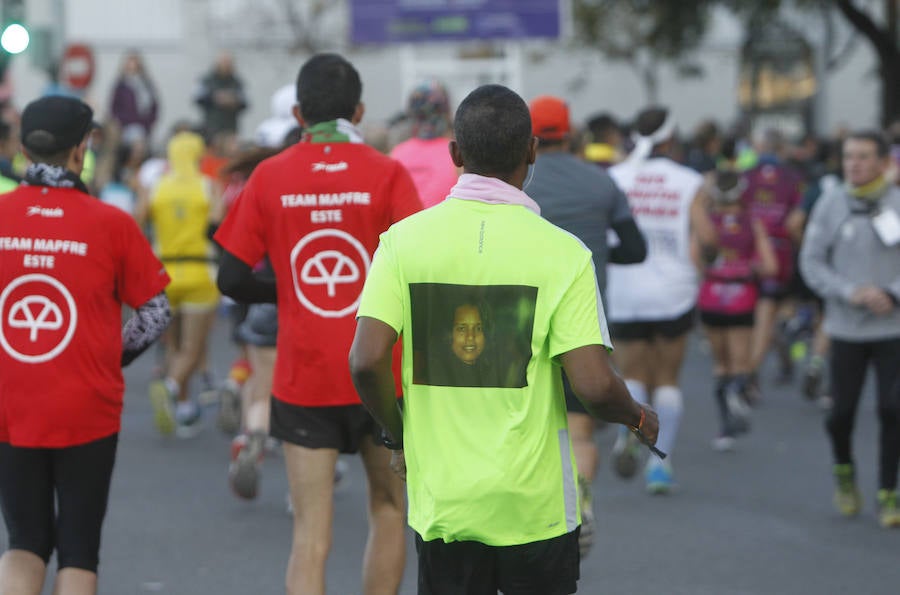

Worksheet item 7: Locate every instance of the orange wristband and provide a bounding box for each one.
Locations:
[633,407,645,431]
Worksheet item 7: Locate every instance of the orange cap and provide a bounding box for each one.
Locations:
[529,95,570,140]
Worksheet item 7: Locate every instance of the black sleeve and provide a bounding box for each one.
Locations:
[609,218,647,264]
[217,250,277,304]
[122,293,172,367]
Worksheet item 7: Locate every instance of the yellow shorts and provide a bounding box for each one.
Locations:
[164,262,219,312]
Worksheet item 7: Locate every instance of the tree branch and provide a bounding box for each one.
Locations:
[835,0,900,62]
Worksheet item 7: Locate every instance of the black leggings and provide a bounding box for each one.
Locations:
[827,339,900,490]
[0,433,118,572]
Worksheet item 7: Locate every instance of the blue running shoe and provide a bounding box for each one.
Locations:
[645,461,673,495]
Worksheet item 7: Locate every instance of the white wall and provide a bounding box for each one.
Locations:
[6,0,881,151]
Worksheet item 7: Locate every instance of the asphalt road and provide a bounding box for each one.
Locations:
[4,316,899,594]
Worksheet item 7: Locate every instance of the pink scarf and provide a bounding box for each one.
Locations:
[446,173,541,215]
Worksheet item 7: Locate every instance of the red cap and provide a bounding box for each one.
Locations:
[529,95,570,140]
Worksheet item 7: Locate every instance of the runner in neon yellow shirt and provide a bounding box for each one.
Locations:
[351,84,660,594]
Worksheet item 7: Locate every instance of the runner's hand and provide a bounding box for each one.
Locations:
[390,450,407,482]
[631,403,660,446]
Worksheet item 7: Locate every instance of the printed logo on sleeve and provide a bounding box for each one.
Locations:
[0,274,77,363]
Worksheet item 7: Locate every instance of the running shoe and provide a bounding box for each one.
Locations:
[148,379,176,436]
[710,435,735,452]
[803,358,825,401]
[833,464,862,517]
[877,490,900,528]
[725,390,751,435]
[577,475,594,557]
[645,460,674,495]
[174,399,203,439]
[774,321,794,384]
[611,428,640,479]
[229,432,265,500]
[216,379,242,435]
[743,372,762,407]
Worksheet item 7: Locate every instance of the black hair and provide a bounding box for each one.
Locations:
[634,107,670,137]
[586,113,619,143]
[447,298,491,335]
[296,53,362,125]
[720,136,738,161]
[0,119,10,142]
[693,120,720,151]
[453,84,531,177]
[844,129,890,157]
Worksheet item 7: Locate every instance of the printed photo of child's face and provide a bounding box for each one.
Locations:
[450,304,484,365]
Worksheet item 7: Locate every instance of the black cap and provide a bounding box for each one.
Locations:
[20,96,94,155]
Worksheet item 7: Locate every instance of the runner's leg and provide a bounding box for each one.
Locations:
[168,306,217,401]
[749,297,778,377]
[283,443,338,595]
[0,551,46,595]
[245,345,275,433]
[52,569,97,595]
[0,443,53,594]
[359,437,406,595]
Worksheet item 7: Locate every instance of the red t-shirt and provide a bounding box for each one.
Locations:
[0,185,170,447]
[214,141,422,406]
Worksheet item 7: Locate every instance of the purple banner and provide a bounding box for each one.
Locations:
[350,0,560,44]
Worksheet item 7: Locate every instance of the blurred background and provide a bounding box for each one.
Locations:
[0,0,895,149]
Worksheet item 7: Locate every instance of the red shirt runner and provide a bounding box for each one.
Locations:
[215,140,421,407]
[0,185,169,447]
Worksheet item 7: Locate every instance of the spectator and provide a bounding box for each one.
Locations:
[109,50,159,142]
[194,51,248,138]
[799,130,900,529]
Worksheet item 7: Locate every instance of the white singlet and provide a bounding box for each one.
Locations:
[607,157,703,322]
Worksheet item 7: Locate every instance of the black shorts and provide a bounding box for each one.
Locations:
[0,433,118,572]
[758,278,792,301]
[415,528,580,595]
[699,311,755,328]
[236,303,278,347]
[609,309,695,342]
[228,302,250,345]
[269,396,380,454]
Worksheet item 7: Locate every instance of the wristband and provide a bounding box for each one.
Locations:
[631,407,645,432]
[381,429,403,451]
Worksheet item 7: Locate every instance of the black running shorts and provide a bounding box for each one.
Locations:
[415,528,580,595]
[269,396,382,454]
[699,311,755,328]
[609,308,695,342]
[0,433,118,572]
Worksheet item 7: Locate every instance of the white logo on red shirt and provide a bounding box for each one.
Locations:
[0,273,77,363]
[311,161,349,173]
[300,250,360,297]
[290,229,370,318]
[27,206,64,218]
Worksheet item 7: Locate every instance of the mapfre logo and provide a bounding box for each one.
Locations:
[311,161,349,173]
[27,206,64,218]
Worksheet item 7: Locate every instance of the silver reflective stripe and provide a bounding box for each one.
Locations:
[558,428,578,532]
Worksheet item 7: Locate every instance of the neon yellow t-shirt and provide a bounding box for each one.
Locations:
[357,197,611,546]
[0,175,18,194]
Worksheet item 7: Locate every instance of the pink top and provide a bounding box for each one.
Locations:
[390,137,459,208]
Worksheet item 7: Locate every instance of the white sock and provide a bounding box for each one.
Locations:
[653,385,683,459]
[624,379,648,404]
[164,377,180,397]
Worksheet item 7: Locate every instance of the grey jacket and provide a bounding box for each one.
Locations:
[799,184,900,341]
